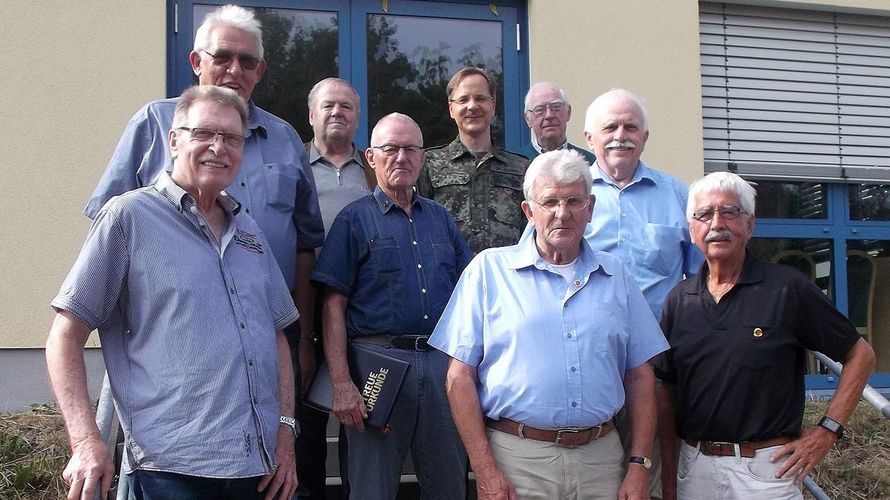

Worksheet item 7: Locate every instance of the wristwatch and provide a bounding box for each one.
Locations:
[818,416,844,439]
[280,415,299,437]
[628,456,653,470]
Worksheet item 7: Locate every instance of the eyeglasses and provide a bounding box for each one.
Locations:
[177,127,246,148]
[371,144,423,156]
[534,196,590,212]
[691,205,747,223]
[202,49,261,71]
[527,101,566,117]
[449,94,494,106]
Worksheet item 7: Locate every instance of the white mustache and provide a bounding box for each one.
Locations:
[606,140,634,150]
[705,230,733,242]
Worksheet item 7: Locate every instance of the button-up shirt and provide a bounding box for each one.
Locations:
[417,137,530,253]
[310,187,472,336]
[429,235,668,429]
[85,98,325,290]
[586,161,702,319]
[54,172,298,477]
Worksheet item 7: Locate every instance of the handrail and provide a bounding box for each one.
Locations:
[812,351,890,420]
[94,372,130,500]
[803,476,832,500]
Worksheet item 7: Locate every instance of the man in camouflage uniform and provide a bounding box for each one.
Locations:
[417,67,530,253]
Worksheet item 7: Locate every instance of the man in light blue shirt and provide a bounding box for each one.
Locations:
[431,149,667,500]
[582,88,702,321]
[84,5,324,341]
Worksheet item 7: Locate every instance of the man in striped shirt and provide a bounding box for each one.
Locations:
[47,86,299,500]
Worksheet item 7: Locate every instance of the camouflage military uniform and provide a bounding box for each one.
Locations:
[418,137,530,253]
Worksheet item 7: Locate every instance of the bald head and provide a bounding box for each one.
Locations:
[370,113,423,147]
[367,113,425,197]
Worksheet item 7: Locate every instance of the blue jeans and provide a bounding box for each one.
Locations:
[345,345,467,500]
[126,470,271,500]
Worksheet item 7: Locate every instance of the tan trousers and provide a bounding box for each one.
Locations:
[487,427,625,500]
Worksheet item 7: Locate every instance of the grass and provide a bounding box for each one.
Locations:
[0,401,887,499]
[803,400,890,500]
[0,404,69,499]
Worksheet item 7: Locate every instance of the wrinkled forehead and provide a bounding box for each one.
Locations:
[693,189,742,208]
[206,25,261,56]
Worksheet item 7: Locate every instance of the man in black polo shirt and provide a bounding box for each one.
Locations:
[655,171,875,500]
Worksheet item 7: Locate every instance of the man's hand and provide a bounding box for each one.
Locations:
[62,434,114,500]
[258,426,298,500]
[770,426,836,484]
[332,381,368,432]
[474,466,517,500]
[298,339,317,395]
[618,464,650,500]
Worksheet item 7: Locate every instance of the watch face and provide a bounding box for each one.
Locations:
[630,456,652,470]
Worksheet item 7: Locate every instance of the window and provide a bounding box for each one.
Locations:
[701,3,890,386]
[172,1,527,150]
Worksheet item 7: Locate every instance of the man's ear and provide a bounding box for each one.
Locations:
[521,200,534,221]
[189,51,202,76]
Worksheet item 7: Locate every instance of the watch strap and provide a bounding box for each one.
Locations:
[818,416,844,439]
[280,415,299,437]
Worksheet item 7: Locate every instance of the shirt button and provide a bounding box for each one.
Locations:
[246,208,250,213]
[230,288,235,294]
[571,366,577,372]
[417,264,422,269]
[240,323,246,328]
[248,359,254,366]
[566,333,572,339]
[421,288,427,293]
[572,401,578,408]
[423,314,429,320]
[413,241,418,245]
[240,182,246,187]
[409,218,413,223]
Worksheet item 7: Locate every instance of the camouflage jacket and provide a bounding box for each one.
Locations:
[417,137,530,253]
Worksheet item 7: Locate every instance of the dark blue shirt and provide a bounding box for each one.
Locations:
[311,187,472,337]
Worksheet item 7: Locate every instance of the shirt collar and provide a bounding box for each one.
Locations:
[445,136,512,163]
[689,252,762,295]
[372,185,421,214]
[154,170,241,216]
[530,133,569,154]
[510,229,614,278]
[591,160,656,188]
[246,100,267,139]
[307,140,364,167]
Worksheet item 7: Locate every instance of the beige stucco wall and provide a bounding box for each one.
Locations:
[527,1,705,186]
[0,2,166,348]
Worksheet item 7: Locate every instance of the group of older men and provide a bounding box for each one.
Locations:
[47,4,875,500]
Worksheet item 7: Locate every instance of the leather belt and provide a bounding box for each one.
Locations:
[486,418,615,447]
[352,334,430,351]
[685,437,793,458]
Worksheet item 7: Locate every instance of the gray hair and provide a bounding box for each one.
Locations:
[523,150,593,200]
[524,82,570,111]
[584,88,649,133]
[686,171,757,220]
[172,85,249,133]
[194,5,264,60]
[308,77,361,109]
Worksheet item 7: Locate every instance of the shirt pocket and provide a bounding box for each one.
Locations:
[264,163,298,210]
[643,223,685,275]
[428,170,471,222]
[488,165,526,229]
[432,239,457,283]
[369,237,402,274]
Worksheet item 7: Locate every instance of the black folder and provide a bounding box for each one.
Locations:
[305,343,409,431]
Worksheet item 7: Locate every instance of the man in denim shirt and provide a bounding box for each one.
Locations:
[312,114,472,499]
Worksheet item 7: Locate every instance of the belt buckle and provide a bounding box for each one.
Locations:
[704,440,733,456]
[555,428,581,446]
[414,336,428,351]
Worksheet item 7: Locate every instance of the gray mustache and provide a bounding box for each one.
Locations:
[606,140,634,149]
[705,230,733,242]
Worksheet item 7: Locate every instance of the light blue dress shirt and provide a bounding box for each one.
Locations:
[585,161,703,319]
[84,98,325,291]
[429,235,668,429]
[54,172,298,478]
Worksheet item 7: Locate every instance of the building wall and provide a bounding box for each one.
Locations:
[2,0,889,410]
[0,2,166,410]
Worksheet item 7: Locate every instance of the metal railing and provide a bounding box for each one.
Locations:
[813,351,890,420]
